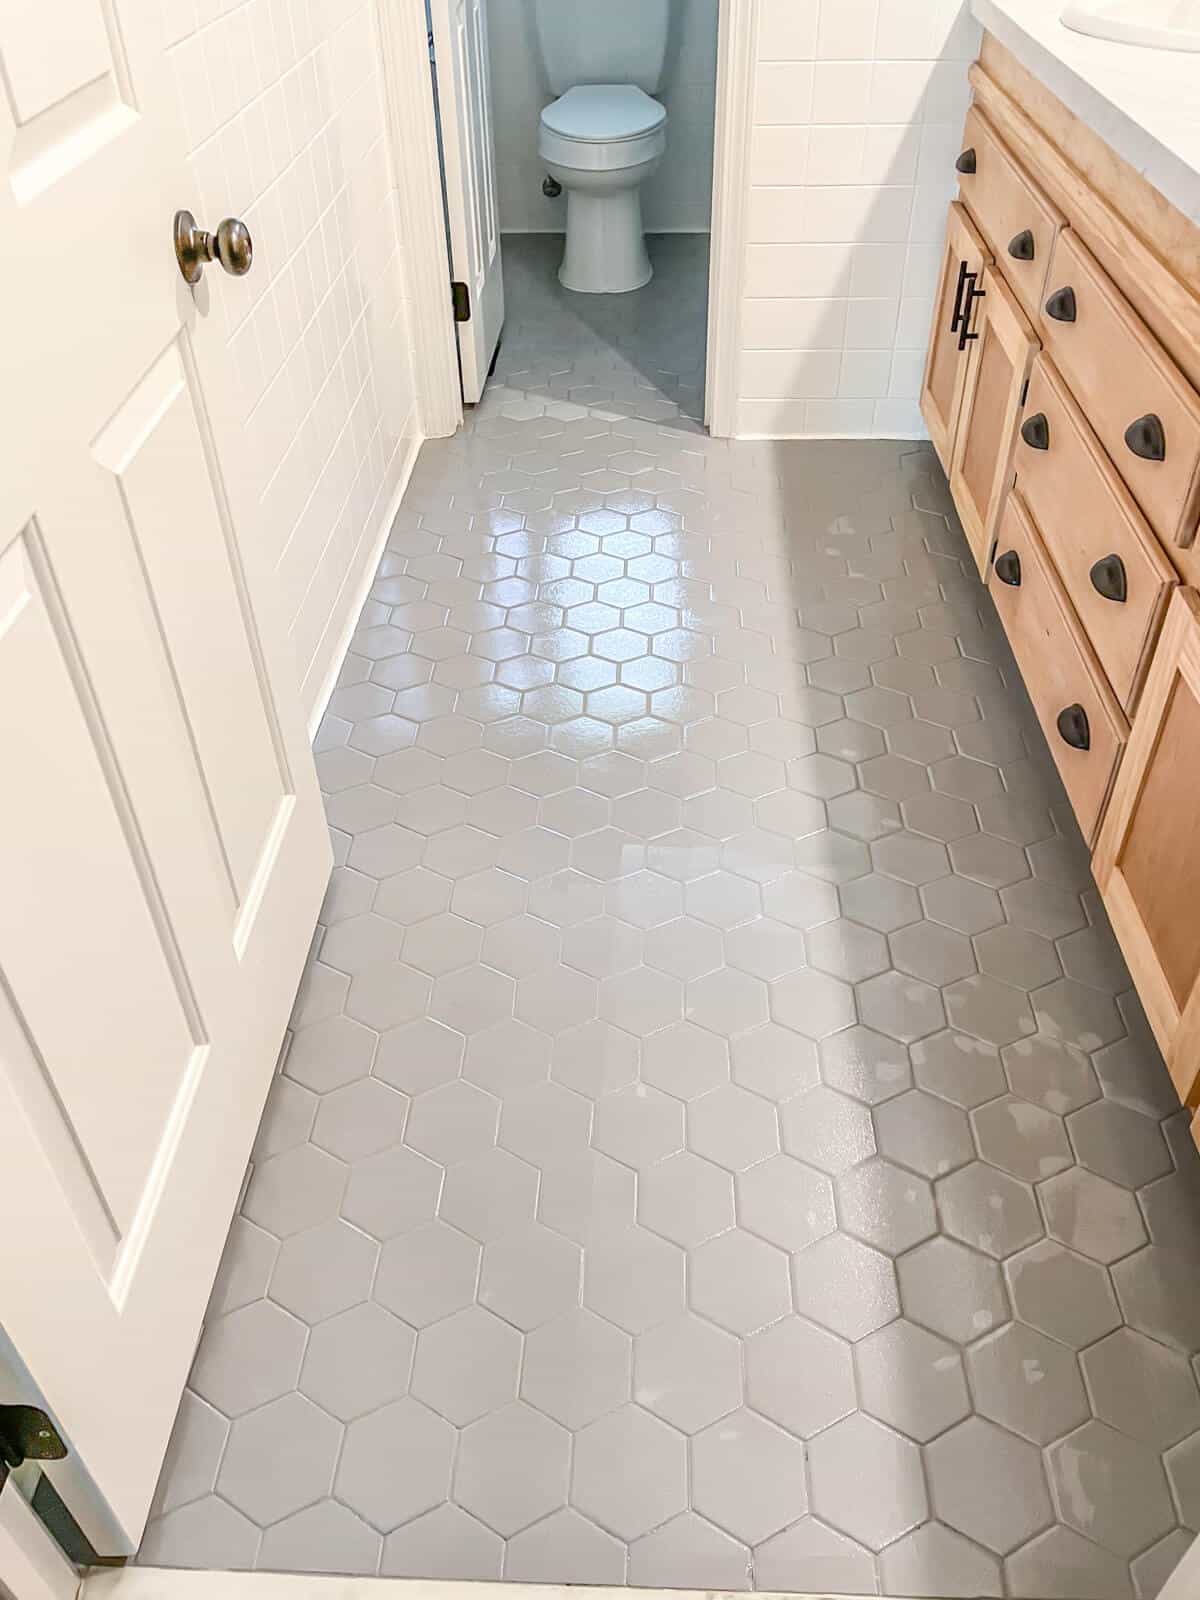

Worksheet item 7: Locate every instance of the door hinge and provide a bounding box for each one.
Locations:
[451,281,471,322]
[1019,376,1030,407]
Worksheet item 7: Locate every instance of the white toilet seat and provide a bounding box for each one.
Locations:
[538,84,667,172]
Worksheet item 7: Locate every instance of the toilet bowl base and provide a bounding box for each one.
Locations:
[554,171,654,295]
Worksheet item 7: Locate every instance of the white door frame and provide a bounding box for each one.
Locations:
[379,0,758,440]
[377,0,463,439]
[0,1485,79,1600]
[705,0,759,439]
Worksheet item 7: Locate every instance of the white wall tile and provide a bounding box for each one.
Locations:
[811,62,872,124]
[751,125,812,187]
[166,0,419,718]
[742,297,849,350]
[736,0,975,438]
[743,244,854,299]
[755,62,816,126]
[817,0,880,60]
[758,0,820,61]
[741,349,843,399]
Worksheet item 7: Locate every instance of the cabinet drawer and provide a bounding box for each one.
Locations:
[1014,356,1177,710]
[957,105,1063,323]
[1039,229,1200,549]
[990,492,1128,844]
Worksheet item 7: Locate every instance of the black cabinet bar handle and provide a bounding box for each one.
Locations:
[1056,704,1091,752]
[994,550,1022,586]
[956,148,977,174]
[1089,555,1128,604]
[1021,413,1050,451]
[958,280,986,352]
[950,261,971,335]
[1045,286,1077,323]
[1009,229,1036,261]
[1124,414,1166,463]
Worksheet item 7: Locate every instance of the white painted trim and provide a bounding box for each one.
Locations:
[377,0,463,440]
[305,425,423,740]
[0,1483,79,1600]
[85,1570,868,1600]
[705,0,759,440]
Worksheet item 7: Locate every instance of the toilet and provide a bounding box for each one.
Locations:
[534,0,670,295]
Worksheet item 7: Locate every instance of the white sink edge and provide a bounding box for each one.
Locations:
[1061,0,1200,52]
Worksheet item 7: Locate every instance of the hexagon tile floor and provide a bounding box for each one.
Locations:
[142,235,1200,1599]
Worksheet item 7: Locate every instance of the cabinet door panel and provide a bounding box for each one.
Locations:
[1095,587,1200,1106]
[950,261,1038,577]
[920,202,990,473]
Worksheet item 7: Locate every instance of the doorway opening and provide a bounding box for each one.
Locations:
[425,0,723,429]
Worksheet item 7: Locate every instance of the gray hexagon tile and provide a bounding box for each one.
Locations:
[145,241,1200,1598]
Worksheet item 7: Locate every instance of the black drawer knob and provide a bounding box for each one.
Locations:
[956,148,977,175]
[1008,229,1036,262]
[1124,413,1166,463]
[1056,704,1091,752]
[1045,286,1078,323]
[994,550,1022,587]
[1021,413,1050,451]
[1089,554,1128,604]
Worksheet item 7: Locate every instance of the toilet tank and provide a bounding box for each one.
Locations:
[533,0,671,94]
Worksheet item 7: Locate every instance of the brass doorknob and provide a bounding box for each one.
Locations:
[174,209,253,285]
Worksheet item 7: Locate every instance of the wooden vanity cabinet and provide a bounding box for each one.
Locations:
[932,35,1200,1137]
[921,203,991,473]
[1094,588,1200,1105]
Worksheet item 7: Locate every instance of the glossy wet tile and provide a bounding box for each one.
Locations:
[144,233,1200,1598]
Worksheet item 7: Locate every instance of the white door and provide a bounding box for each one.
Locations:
[0,0,331,1554]
[429,0,505,402]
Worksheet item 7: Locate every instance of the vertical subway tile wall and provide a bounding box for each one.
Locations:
[164,0,421,722]
[739,0,981,439]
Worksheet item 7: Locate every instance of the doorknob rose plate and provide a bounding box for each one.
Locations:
[174,209,253,286]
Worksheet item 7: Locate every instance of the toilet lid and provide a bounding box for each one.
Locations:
[540,85,666,143]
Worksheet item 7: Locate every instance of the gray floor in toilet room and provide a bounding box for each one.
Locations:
[143,234,1200,1598]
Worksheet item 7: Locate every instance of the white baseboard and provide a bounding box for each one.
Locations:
[734,431,931,443]
[90,1570,862,1600]
[304,425,424,744]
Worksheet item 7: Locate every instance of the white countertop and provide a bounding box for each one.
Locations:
[972,0,1200,225]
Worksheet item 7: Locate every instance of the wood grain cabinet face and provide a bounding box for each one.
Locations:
[990,492,1128,844]
[1039,229,1200,550]
[948,264,1038,578]
[921,202,991,474]
[957,105,1063,322]
[1015,356,1177,710]
[1095,589,1200,1103]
